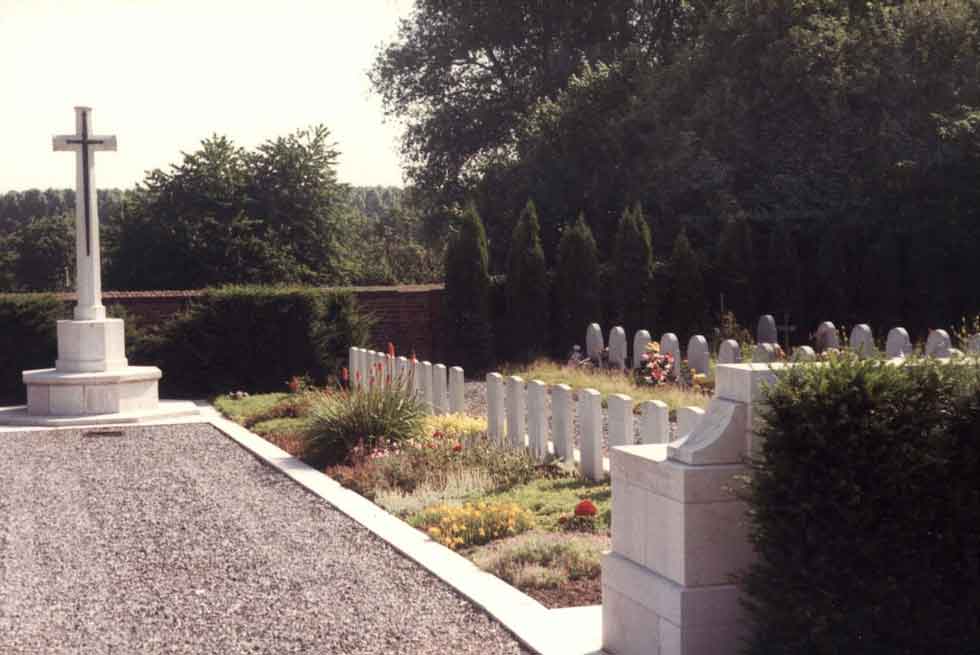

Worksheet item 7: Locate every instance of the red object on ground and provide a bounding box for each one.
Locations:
[574,499,598,517]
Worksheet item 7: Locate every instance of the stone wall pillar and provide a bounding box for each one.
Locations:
[602,363,778,655]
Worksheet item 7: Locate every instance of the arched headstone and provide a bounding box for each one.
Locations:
[815,322,840,352]
[660,333,681,378]
[609,326,628,368]
[925,329,952,358]
[849,324,875,358]
[757,314,777,344]
[885,327,912,358]
[792,346,816,362]
[586,323,604,361]
[717,339,741,364]
[632,330,652,370]
[687,335,710,376]
[752,342,778,363]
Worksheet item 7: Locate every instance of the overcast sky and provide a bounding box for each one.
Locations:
[0,0,412,192]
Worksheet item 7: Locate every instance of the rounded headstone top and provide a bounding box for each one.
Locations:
[792,345,817,362]
[849,324,875,358]
[718,339,741,364]
[757,314,777,344]
[608,326,628,367]
[885,327,912,358]
[632,330,652,369]
[752,342,778,363]
[687,335,710,376]
[586,323,604,360]
[815,322,840,351]
[925,329,952,358]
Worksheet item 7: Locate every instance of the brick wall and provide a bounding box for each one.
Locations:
[51,285,447,362]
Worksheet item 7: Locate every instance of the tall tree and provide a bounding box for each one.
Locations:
[445,204,493,372]
[556,213,601,355]
[716,214,755,325]
[614,203,655,336]
[505,200,549,362]
[667,227,705,340]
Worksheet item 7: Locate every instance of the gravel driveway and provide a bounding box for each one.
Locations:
[0,424,530,655]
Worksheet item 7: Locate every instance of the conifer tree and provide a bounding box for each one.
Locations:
[767,222,804,330]
[717,216,755,324]
[506,199,549,362]
[614,203,654,337]
[668,227,705,339]
[556,213,601,354]
[445,203,492,371]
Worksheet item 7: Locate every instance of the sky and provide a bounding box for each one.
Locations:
[0,0,413,192]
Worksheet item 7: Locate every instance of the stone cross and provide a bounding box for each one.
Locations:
[53,107,117,321]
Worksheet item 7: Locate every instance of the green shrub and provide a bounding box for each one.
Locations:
[742,356,980,654]
[555,213,601,355]
[506,199,549,362]
[666,227,705,338]
[149,285,369,396]
[306,382,427,467]
[445,204,493,372]
[0,294,65,403]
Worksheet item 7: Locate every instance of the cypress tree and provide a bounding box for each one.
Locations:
[668,227,706,338]
[717,216,755,325]
[506,199,549,362]
[445,203,493,372]
[767,222,805,330]
[614,203,654,336]
[556,213,601,354]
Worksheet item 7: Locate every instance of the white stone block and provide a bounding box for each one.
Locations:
[506,376,525,449]
[639,400,669,444]
[551,384,573,462]
[608,393,634,447]
[579,388,603,480]
[56,319,128,373]
[486,373,505,444]
[49,385,85,415]
[526,380,548,460]
[448,366,465,414]
[676,406,706,440]
[433,364,449,414]
[420,361,434,411]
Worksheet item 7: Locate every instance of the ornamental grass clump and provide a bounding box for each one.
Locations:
[305,380,426,467]
[410,501,534,549]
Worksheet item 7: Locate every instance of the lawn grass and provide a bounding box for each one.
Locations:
[502,359,710,410]
[213,392,289,423]
[251,416,311,436]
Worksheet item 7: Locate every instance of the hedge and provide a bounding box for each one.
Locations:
[0,286,370,401]
[742,355,980,654]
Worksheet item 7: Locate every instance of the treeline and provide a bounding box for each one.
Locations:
[0,129,441,293]
[374,0,980,340]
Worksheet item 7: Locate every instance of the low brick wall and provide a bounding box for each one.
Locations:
[51,285,447,362]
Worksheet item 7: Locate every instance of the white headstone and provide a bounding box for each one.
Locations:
[486,373,505,444]
[687,335,710,377]
[578,388,603,481]
[660,333,681,377]
[757,315,777,344]
[608,327,628,368]
[752,343,778,363]
[792,346,816,362]
[717,339,741,364]
[527,380,548,461]
[849,324,875,358]
[638,400,669,444]
[421,361,434,410]
[607,394,633,448]
[815,322,840,351]
[551,384,573,462]
[506,376,526,449]
[586,323,604,361]
[885,327,912,358]
[632,330,651,369]
[925,329,952,358]
[449,366,465,413]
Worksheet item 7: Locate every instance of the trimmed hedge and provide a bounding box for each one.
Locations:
[0,294,65,403]
[743,356,980,654]
[148,286,370,396]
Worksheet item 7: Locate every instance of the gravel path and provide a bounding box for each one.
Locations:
[0,424,530,655]
[465,381,675,452]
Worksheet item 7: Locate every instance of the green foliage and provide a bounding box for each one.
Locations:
[742,356,980,653]
[473,533,605,588]
[445,204,493,372]
[306,383,428,468]
[613,204,654,336]
[506,200,550,362]
[2,214,74,292]
[0,294,65,402]
[148,286,369,396]
[716,215,754,325]
[667,228,705,338]
[555,214,601,354]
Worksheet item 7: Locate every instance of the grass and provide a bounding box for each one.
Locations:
[466,473,611,533]
[501,359,710,410]
[251,417,311,436]
[213,392,289,423]
[375,467,497,517]
[471,532,608,589]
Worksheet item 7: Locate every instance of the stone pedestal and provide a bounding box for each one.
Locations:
[602,364,779,655]
[56,319,128,372]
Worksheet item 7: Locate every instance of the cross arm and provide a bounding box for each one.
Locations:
[52,135,118,151]
[52,135,76,151]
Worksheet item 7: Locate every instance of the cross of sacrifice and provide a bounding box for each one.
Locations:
[53,107,116,321]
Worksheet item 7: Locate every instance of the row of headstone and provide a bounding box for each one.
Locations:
[586,324,723,375]
[485,372,706,481]
[348,347,465,415]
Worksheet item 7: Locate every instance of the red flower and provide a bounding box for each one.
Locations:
[452,443,463,452]
[432,430,444,439]
[574,499,598,517]
[341,367,349,382]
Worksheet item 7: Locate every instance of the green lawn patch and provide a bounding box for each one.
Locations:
[213,392,289,423]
